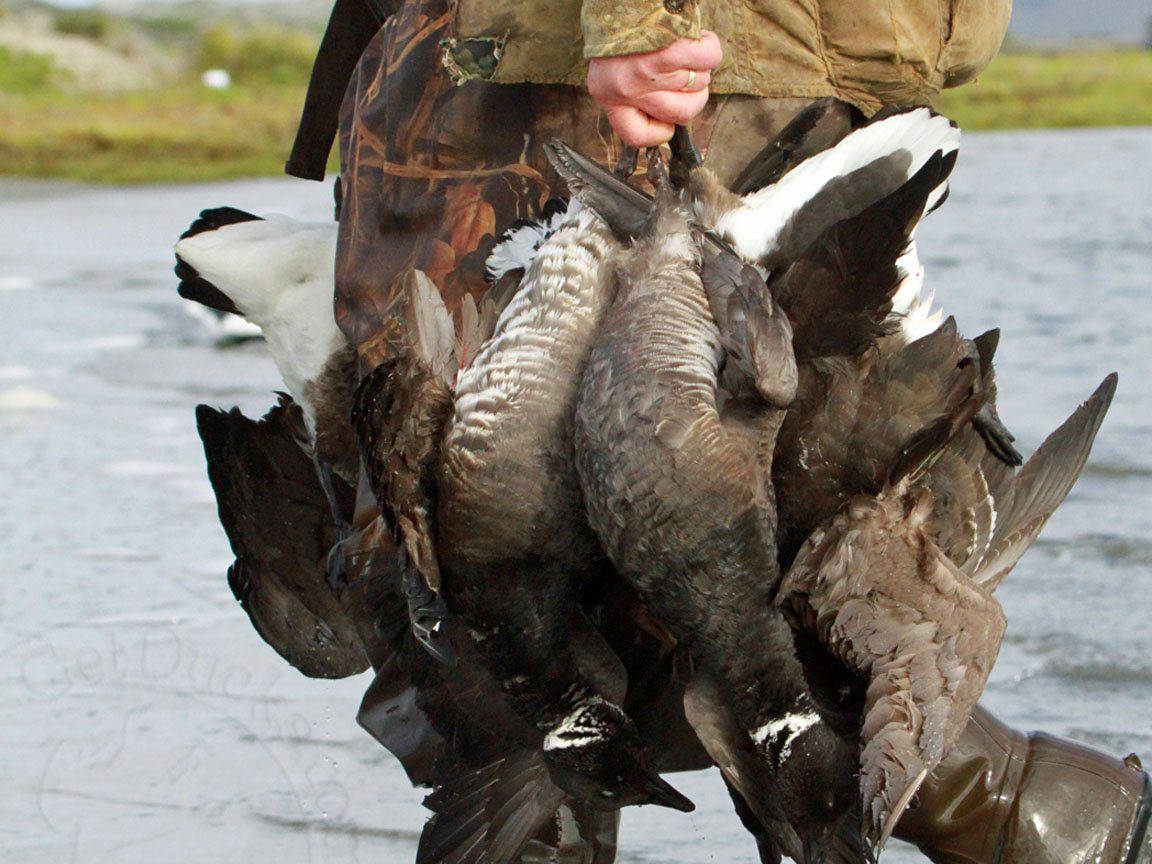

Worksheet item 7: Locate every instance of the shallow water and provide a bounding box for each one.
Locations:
[1,126,1150,864]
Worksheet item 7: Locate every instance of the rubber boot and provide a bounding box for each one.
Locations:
[894,704,1152,864]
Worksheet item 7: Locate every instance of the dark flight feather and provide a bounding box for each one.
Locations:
[770,151,955,361]
[971,373,1117,590]
[732,99,868,196]
[195,396,367,679]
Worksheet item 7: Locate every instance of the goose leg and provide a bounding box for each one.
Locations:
[402,563,455,666]
[973,403,1024,466]
[612,145,639,180]
[668,124,703,189]
[312,449,353,568]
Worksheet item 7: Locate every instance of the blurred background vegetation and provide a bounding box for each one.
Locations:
[0,0,1150,183]
[0,0,330,181]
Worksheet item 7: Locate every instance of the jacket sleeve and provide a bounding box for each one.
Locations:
[581,0,701,59]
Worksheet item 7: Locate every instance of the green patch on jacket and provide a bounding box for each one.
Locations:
[441,35,506,85]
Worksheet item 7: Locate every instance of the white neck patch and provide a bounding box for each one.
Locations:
[752,711,823,764]
[542,696,615,752]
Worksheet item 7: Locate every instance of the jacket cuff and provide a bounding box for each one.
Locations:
[581,0,701,59]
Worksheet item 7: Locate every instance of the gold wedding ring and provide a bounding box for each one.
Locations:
[681,69,697,92]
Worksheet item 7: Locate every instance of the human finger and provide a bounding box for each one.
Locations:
[598,62,711,103]
[643,66,712,94]
[638,30,723,76]
[605,105,676,149]
[632,87,710,128]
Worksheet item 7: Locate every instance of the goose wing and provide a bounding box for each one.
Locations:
[971,374,1118,590]
[352,350,455,664]
[770,151,956,362]
[195,396,368,679]
[731,98,866,196]
[926,373,1116,588]
[354,268,472,665]
[417,754,567,864]
[699,236,798,408]
[774,317,981,565]
[777,491,1006,850]
[715,108,959,268]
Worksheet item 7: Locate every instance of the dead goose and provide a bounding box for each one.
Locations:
[350,268,483,665]
[776,372,1117,849]
[195,395,368,678]
[354,206,693,812]
[549,111,967,861]
[439,199,693,813]
[558,153,856,862]
[174,208,359,519]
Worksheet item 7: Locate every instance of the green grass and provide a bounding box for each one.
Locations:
[196,23,318,85]
[0,83,337,183]
[52,8,112,41]
[937,50,1152,130]
[0,45,58,93]
[0,20,334,184]
[0,48,1149,183]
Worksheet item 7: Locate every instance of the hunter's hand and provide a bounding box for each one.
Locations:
[587,31,723,148]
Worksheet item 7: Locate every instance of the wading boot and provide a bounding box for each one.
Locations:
[895,704,1152,864]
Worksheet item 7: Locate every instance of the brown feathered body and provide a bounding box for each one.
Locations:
[775,313,1118,845]
[778,479,1006,843]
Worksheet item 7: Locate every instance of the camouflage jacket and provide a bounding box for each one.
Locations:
[443,0,1012,112]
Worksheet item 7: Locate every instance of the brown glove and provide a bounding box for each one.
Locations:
[895,704,1152,864]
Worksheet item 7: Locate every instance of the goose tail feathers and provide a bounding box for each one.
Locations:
[484,198,573,282]
[394,269,458,385]
[173,208,264,316]
[417,753,621,864]
[180,206,263,240]
[544,139,654,241]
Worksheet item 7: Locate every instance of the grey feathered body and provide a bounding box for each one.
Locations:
[576,210,781,658]
[575,201,856,849]
[438,207,628,730]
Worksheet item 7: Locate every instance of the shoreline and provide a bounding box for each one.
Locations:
[1,49,1149,184]
[7,124,1152,191]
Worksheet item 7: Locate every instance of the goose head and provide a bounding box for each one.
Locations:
[542,698,695,813]
[754,707,866,864]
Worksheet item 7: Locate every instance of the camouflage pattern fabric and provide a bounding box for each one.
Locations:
[335,0,841,370]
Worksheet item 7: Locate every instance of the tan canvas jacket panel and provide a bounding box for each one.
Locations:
[442,0,1011,112]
